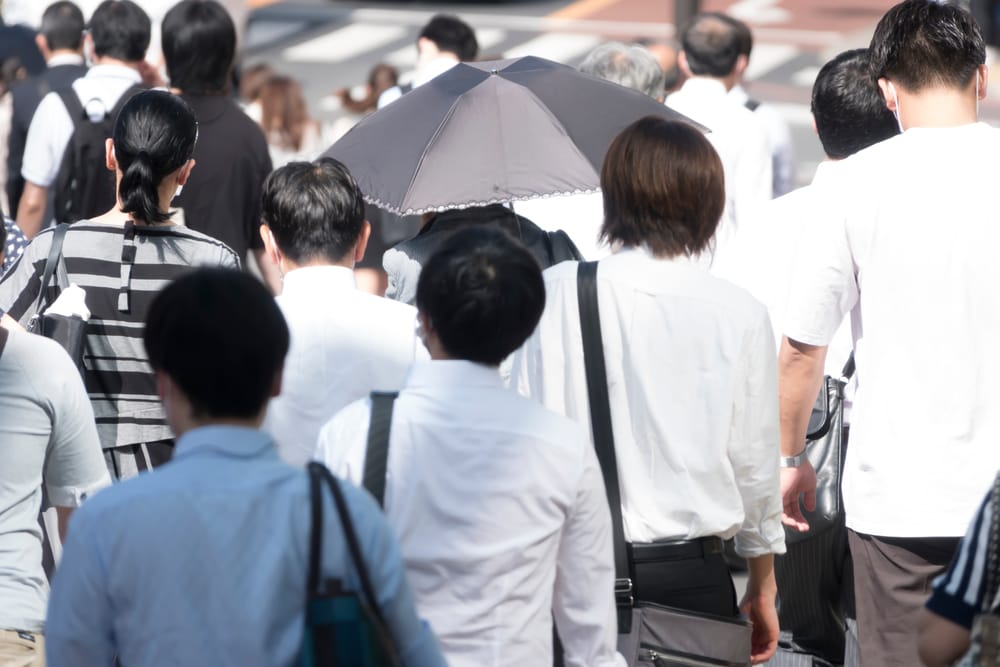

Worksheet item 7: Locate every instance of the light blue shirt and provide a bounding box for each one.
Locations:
[45,425,445,667]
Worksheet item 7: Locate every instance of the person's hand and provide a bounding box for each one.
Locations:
[780,459,816,532]
[137,60,166,89]
[739,588,779,664]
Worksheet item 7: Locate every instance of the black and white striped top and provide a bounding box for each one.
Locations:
[0,221,240,450]
[927,488,994,629]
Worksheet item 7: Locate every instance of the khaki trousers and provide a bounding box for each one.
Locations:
[0,630,44,667]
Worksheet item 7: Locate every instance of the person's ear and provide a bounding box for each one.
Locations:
[811,115,818,136]
[353,221,372,264]
[260,224,281,267]
[877,77,896,111]
[977,64,989,101]
[35,34,51,61]
[105,139,117,172]
[176,158,195,186]
[678,51,693,78]
[733,53,748,78]
[270,366,283,399]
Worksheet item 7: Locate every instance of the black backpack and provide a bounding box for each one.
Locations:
[52,84,145,224]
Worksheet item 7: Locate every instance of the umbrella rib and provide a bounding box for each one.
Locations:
[400,95,466,213]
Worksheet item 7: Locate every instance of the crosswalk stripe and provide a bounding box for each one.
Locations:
[502,33,603,64]
[744,43,799,80]
[283,23,409,63]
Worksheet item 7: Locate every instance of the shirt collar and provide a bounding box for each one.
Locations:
[48,53,85,68]
[172,425,277,462]
[405,360,503,390]
[86,63,142,83]
[613,245,705,268]
[281,265,356,295]
[677,77,729,99]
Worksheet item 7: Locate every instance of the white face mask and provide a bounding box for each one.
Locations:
[173,184,183,199]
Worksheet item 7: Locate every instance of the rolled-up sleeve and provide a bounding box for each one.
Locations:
[730,308,785,557]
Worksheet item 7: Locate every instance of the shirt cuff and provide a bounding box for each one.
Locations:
[46,471,112,508]
[926,588,977,631]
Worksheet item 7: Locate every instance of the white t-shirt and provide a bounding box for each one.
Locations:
[784,122,1000,537]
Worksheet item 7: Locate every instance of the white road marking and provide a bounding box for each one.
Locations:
[745,43,799,80]
[503,33,603,63]
[792,66,821,87]
[728,0,791,25]
[283,23,408,63]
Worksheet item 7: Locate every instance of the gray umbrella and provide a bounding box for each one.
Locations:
[322,55,703,216]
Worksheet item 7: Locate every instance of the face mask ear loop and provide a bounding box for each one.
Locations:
[890,82,904,133]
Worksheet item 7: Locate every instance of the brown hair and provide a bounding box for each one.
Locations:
[600,117,724,258]
[258,75,313,152]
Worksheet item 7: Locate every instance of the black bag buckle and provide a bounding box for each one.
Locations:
[615,578,634,607]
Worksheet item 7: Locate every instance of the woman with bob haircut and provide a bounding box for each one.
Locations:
[513,116,784,664]
[0,90,240,480]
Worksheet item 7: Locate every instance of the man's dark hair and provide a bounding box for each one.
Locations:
[812,49,900,160]
[719,13,753,58]
[419,15,478,62]
[601,116,724,258]
[40,2,85,52]
[415,227,545,366]
[88,0,151,63]
[144,268,289,419]
[681,13,743,77]
[261,158,366,265]
[869,0,985,91]
[162,0,236,95]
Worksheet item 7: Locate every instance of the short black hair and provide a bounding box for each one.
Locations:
[144,268,289,419]
[41,1,85,52]
[812,49,900,160]
[89,0,151,63]
[415,227,545,366]
[162,0,236,95]
[719,13,753,57]
[261,158,366,265]
[869,0,985,91]
[419,15,478,61]
[681,13,743,77]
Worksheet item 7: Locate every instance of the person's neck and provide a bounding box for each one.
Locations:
[280,255,353,275]
[897,86,978,129]
[47,49,82,64]
[92,56,141,72]
[173,416,263,438]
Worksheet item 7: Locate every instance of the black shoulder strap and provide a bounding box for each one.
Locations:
[32,223,70,318]
[744,98,762,112]
[56,88,85,129]
[0,325,9,359]
[363,391,399,508]
[307,461,325,596]
[577,261,631,633]
[398,81,414,96]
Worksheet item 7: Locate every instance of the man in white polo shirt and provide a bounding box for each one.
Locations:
[777,2,999,664]
[259,158,427,466]
[16,0,151,238]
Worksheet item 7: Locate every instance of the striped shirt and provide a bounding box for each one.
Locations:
[0,221,239,450]
[927,486,997,629]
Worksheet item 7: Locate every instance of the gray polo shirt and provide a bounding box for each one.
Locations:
[0,329,109,632]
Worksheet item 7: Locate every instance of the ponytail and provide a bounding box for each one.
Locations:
[119,150,171,224]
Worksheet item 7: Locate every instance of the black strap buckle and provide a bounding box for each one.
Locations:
[615,577,634,607]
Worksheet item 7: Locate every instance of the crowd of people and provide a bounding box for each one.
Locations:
[0,0,999,666]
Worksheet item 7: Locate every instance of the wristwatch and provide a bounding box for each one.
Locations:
[779,451,807,468]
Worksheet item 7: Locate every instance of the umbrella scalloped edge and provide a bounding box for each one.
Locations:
[364,187,602,217]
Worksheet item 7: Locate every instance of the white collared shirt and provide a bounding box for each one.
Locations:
[316,360,624,667]
[784,122,1000,537]
[512,249,785,557]
[728,84,796,198]
[21,64,143,188]
[667,78,773,263]
[264,265,427,466]
[377,56,460,109]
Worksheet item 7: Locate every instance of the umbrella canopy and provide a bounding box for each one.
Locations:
[323,55,703,216]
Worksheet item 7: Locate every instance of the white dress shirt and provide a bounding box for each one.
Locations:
[784,122,1000,538]
[512,248,785,557]
[264,265,427,465]
[728,84,796,197]
[377,56,460,109]
[316,360,624,667]
[667,78,773,264]
[715,161,855,384]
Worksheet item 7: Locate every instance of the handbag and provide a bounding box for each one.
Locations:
[956,471,1000,667]
[576,261,753,667]
[300,462,401,667]
[26,223,87,373]
[785,356,855,544]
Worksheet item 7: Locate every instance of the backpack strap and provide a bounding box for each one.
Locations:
[744,98,762,112]
[577,260,632,633]
[56,88,86,130]
[363,391,399,507]
[0,325,9,360]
